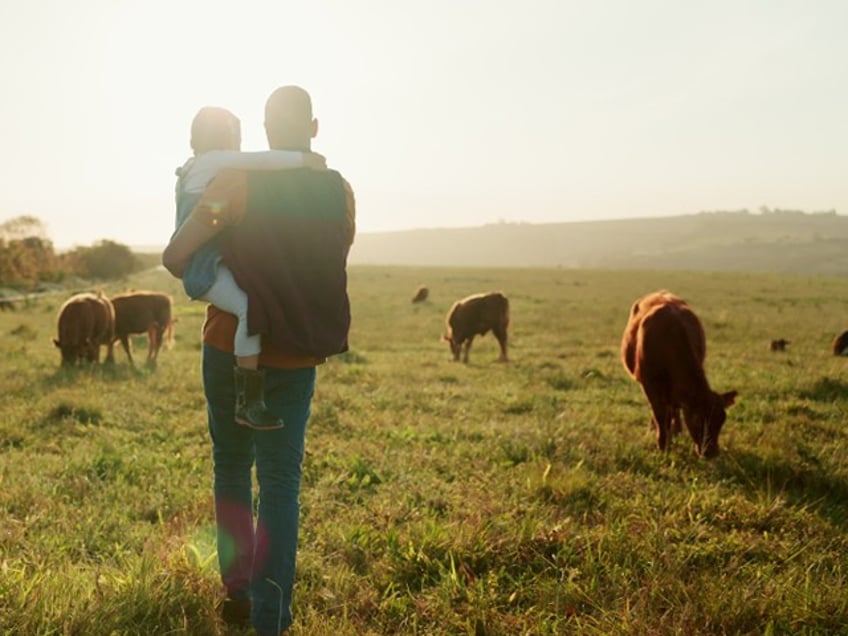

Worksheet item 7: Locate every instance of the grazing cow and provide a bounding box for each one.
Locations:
[770,338,789,352]
[833,330,848,356]
[110,291,174,367]
[411,285,429,304]
[53,292,116,366]
[443,292,509,363]
[621,290,737,458]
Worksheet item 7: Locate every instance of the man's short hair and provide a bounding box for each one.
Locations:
[265,86,313,130]
[190,106,241,154]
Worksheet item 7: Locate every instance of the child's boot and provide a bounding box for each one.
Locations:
[234,367,284,430]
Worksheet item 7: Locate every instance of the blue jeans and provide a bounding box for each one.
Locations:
[202,343,316,635]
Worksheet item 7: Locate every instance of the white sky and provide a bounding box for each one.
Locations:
[1,0,846,248]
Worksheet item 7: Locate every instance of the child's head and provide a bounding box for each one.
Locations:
[190,106,241,155]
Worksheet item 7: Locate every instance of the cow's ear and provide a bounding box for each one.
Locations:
[53,338,61,348]
[722,390,738,407]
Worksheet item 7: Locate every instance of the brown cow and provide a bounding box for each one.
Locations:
[621,291,737,458]
[110,291,174,367]
[443,292,509,363]
[411,285,429,303]
[770,338,789,352]
[833,331,848,356]
[621,291,703,438]
[53,292,116,366]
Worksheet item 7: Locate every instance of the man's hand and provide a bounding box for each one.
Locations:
[302,152,327,170]
[162,215,222,278]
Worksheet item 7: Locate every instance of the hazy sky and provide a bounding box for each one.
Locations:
[1,0,846,248]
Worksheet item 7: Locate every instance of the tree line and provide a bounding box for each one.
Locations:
[0,215,147,290]
[697,207,838,216]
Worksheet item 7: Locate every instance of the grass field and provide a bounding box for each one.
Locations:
[1,265,847,635]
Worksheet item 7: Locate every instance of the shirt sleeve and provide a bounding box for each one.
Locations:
[182,150,304,193]
[189,168,249,228]
[341,178,356,247]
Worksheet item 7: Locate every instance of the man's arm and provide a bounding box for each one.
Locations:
[342,178,356,247]
[182,150,326,193]
[163,169,247,277]
[162,215,222,277]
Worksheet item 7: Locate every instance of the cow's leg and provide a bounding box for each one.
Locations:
[493,326,508,362]
[462,337,473,363]
[120,335,134,366]
[146,326,160,367]
[642,380,672,451]
[153,325,167,361]
[157,324,166,349]
[152,329,163,364]
[670,407,682,436]
[681,406,706,455]
[146,326,155,364]
[104,339,115,364]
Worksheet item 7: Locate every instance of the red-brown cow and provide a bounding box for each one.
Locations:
[833,330,848,356]
[621,290,737,458]
[443,292,509,363]
[53,292,116,366]
[110,291,174,367]
[411,285,429,304]
[770,338,789,352]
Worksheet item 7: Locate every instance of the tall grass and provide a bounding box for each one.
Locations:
[1,266,847,634]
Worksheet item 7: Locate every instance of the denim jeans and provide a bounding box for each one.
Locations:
[202,343,316,635]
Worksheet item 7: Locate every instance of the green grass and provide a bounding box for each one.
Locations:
[1,266,847,635]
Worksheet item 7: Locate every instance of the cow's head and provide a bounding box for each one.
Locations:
[54,337,89,367]
[54,338,75,366]
[684,390,737,458]
[442,332,461,361]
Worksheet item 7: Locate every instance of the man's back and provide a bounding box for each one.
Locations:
[193,166,355,358]
[226,167,353,357]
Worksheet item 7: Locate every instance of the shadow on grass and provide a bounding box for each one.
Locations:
[797,376,848,402]
[717,449,848,527]
[40,362,148,390]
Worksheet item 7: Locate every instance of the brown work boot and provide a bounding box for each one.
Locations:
[234,367,284,430]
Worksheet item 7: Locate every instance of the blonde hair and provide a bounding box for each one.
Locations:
[190,106,241,155]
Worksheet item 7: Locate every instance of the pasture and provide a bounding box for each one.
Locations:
[1,265,847,635]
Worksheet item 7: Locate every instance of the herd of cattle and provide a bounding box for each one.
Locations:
[53,290,173,367]
[47,285,848,458]
[432,287,848,459]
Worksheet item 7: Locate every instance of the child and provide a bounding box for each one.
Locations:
[173,106,324,430]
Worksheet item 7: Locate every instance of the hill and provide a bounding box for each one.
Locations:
[348,211,848,274]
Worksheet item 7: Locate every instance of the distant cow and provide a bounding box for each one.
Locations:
[833,330,848,356]
[412,285,429,304]
[53,292,116,366]
[770,338,789,352]
[443,292,509,363]
[621,290,737,458]
[110,291,174,367]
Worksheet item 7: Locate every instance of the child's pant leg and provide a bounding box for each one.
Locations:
[201,265,261,357]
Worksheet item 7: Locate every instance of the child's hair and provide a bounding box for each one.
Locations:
[190,106,241,154]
